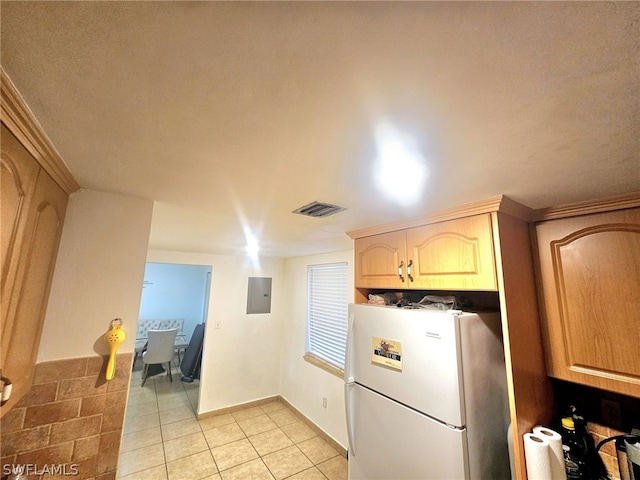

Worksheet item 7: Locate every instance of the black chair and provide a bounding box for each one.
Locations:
[180,324,205,382]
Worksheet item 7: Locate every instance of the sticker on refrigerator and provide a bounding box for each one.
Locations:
[371,337,403,371]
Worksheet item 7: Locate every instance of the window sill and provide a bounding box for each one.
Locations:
[303,353,344,379]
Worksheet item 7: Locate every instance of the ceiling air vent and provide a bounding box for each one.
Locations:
[293,201,346,218]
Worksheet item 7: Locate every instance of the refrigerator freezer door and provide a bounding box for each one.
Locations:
[347,304,465,426]
[347,382,468,480]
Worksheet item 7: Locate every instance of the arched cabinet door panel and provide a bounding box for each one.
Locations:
[1,125,39,333]
[407,214,497,291]
[355,231,407,289]
[536,207,640,398]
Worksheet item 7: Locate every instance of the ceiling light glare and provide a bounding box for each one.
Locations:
[373,122,428,207]
[246,236,259,259]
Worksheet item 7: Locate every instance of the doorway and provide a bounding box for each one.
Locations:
[132,262,211,409]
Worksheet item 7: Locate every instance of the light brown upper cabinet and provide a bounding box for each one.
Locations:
[0,70,79,416]
[354,214,497,291]
[535,204,640,398]
[354,230,407,289]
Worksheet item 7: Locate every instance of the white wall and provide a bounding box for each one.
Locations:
[38,189,154,361]
[281,249,354,449]
[146,249,285,415]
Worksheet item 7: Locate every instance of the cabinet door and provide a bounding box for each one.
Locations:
[406,214,497,290]
[536,208,640,397]
[1,125,40,332]
[0,125,68,414]
[354,231,407,289]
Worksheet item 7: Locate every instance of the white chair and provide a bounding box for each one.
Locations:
[141,328,178,387]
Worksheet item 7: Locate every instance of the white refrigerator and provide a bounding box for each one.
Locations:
[344,303,511,480]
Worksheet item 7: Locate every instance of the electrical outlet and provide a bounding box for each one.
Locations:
[322,397,327,408]
[601,399,623,429]
[215,319,221,329]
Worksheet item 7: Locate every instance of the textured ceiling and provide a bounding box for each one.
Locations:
[1,1,638,257]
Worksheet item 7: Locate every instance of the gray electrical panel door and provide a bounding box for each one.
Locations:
[247,277,272,314]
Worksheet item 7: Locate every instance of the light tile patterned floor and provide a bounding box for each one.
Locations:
[119,363,348,480]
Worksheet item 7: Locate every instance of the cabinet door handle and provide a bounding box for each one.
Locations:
[0,375,13,406]
[398,261,405,282]
[407,259,413,282]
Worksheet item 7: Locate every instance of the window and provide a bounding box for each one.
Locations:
[306,262,348,371]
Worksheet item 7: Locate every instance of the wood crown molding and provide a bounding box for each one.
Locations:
[347,195,534,239]
[1,67,80,195]
[533,192,640,222]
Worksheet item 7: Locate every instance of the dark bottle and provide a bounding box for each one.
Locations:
[561,416,590,479]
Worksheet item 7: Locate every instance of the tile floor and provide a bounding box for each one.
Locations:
[118,362,348,480]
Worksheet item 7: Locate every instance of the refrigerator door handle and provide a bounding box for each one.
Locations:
[344,311,355,383]
[344,382,356,455]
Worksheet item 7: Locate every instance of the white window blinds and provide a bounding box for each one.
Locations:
[307,262,348,370]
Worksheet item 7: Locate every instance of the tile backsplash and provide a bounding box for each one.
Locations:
[588,421,623,480]
[1,353,132,479]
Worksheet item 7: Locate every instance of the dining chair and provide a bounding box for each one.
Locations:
[141,328,178,387]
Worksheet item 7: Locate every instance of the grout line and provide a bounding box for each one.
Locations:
[198,411,221,475]
[261,455,277,480]
[122,371,343,480]
[149,372,171,480]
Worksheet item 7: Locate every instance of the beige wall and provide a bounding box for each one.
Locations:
[281,250,353,449]
[146,248,353,450]
[145,249,285,416]
[39,189,154,362]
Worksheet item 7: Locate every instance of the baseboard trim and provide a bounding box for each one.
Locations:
[279,396,347,458]
[197,395,280,419]
[197,395,347,458]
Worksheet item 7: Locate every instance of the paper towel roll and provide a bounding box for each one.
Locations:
[534,426,567,480]
[524,433,553,480]
[508,423,517,480]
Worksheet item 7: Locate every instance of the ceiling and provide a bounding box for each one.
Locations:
[1,2,638,258]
